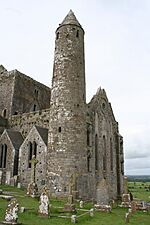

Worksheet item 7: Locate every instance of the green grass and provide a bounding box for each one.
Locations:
[128,182,150,201]
[0,183,150,225]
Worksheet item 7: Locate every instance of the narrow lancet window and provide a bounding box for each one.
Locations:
[95,134,98,170]
[103,136,106,171]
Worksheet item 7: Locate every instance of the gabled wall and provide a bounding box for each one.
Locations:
[19,126,48,191]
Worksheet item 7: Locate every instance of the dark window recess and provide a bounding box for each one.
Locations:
[14,111,18,115]
[87,154,91,172]
[3,144,7,168]
[33,141,37,158]
[87,129,90,146]
[76,30,79,38]
[33,104,37,111]
[28,142,32,168]
[0,144,7,168]
[3,109,7,118]
[58,127,61,133]
[64,186,67,192]
[110,138,113,171]
[77,104,79,107]
[41,180,45,185]
[56,32,59,39]
[34,89,39,98]
[0,145,4,168]
[103,136,107,171]
[95,134,98,170]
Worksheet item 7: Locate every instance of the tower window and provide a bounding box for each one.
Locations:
[56,32,59,39]
[2,109,7,118]
[76,30,79,38]
[87,154,91,172]
[58,127,61,133]
[33,104,37,111]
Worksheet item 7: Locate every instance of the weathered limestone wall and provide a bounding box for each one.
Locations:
[88,88,124,202]
[9,109,50,138]
[11,70,51,115]
[47,14,88,198]
[0,116,8,135]
[19,126,47,191]
[0,132,16,184]
[0,70,15,118]
[0,67,51,118]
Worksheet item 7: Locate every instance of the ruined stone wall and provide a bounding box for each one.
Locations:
[11,70,51,115]
[0,116,8,135]
[0,71,15,118]
[19,127,47,191]
[9,109,50,138]
[88,88,123,202]
[0,132,16,183]
[0,68,51,118]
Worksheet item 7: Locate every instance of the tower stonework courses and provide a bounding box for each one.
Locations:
[0,10,124,203]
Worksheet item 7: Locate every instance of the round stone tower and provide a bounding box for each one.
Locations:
[47,10,88,198]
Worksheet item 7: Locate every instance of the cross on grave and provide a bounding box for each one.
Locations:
[29,155,38,183]
[69,174,75,195]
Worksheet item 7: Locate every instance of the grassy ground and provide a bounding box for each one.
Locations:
[0,183,150,225]
[128,182,150,201]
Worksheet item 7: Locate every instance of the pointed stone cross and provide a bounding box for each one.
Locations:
[29,155,38,183]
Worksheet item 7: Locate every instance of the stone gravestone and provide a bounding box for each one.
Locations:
[5,171,11,185]
[64,174,76,212]
[121,194,131,208]
[131,201,137,213]
[0,171,3,184]
[2,198,20,224]
[125,212,130,223]
[26,155,39,197]
[38,187,49,217]
[79,200,84,208]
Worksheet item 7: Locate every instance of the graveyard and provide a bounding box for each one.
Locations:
[0,182,150,225]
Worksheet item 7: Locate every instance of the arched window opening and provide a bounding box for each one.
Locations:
[34,89,39,98]
[95,134,98,170]
[110,138,113,171]
[0,145,4,168]
[28,142,32,168]
[0,144,7,168]
[28,141,38,168]
[2,109,7,118]
[58,127,61,133]
[33,104,37,111]
[33,141,37,158]
[56,32,59,39]
[87,155,91,172]
[103,136,106,171]
[87,129,90,146]
[3,144,7,168]
[76,30,79,38]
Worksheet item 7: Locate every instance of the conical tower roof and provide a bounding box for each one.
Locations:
[59,10,82,28]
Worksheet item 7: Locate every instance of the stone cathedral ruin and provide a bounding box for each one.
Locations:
[0,10,124,203]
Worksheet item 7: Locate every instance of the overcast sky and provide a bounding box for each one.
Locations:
[0,0,150,175]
